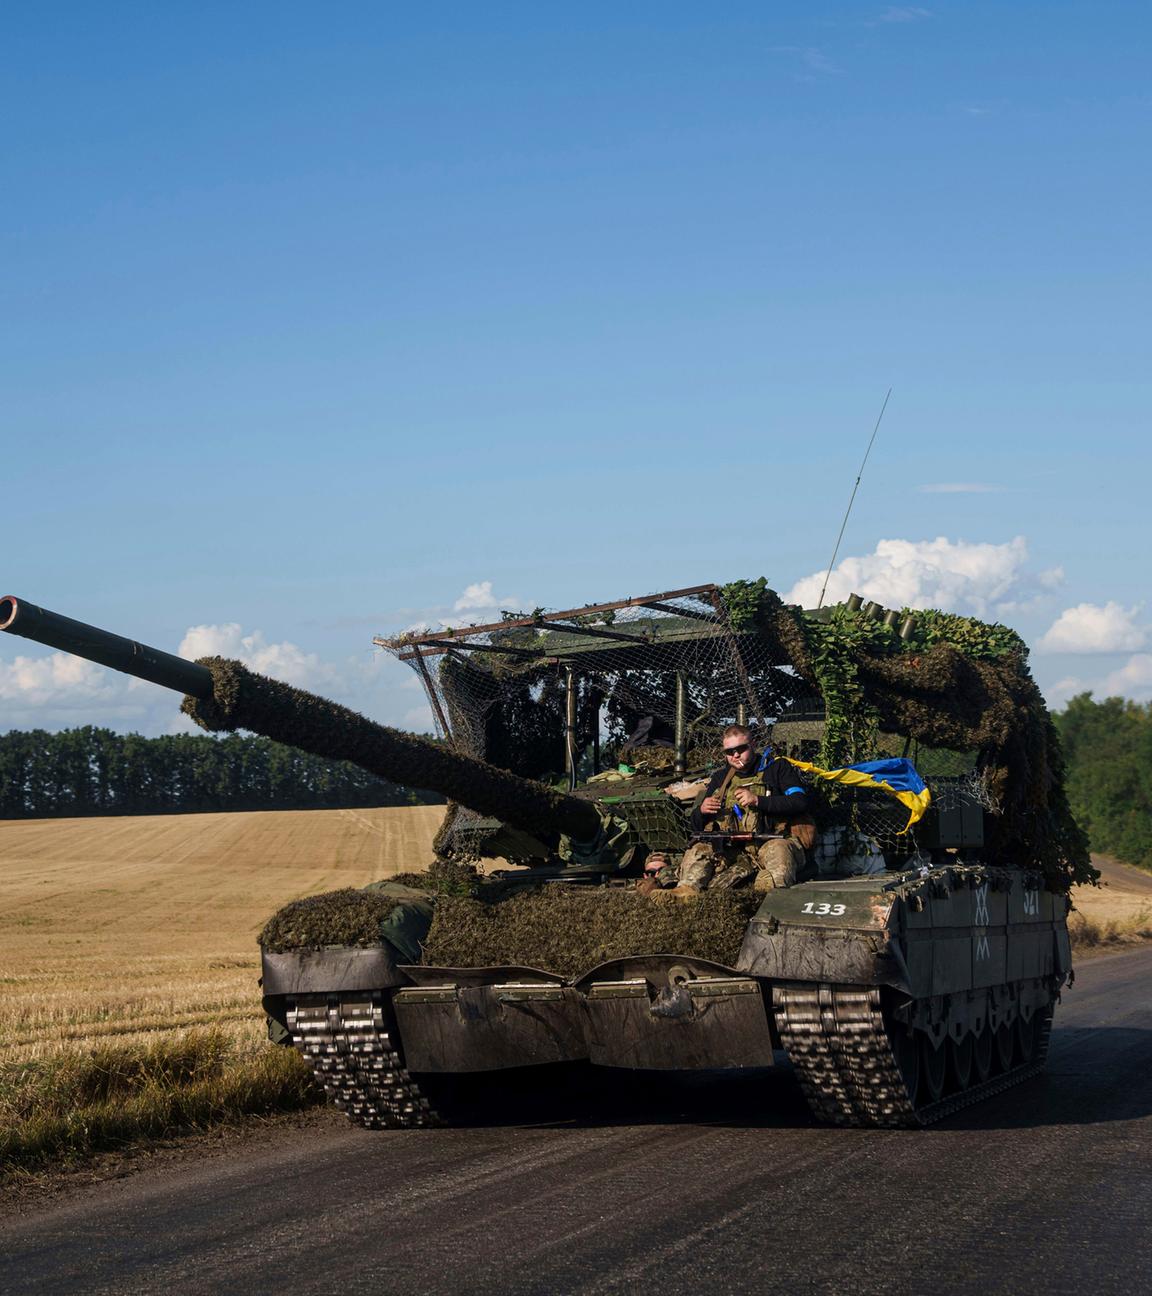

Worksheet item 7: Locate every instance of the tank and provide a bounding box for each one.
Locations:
[0,583,1090,1129]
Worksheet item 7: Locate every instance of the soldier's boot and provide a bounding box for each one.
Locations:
[710,856,757,890]
[753,837,805,891]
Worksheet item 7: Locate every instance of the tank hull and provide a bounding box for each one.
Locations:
[264,865,1070,1129]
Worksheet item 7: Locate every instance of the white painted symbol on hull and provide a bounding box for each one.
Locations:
[975,883,990,926]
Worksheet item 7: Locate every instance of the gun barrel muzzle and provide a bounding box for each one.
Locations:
[0,595,214,700]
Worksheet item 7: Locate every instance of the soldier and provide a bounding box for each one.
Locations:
[679,724,810,892]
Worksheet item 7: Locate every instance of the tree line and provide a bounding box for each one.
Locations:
[0,727,439,819]
[1054,694,1152,870]
[4,698,1149,865]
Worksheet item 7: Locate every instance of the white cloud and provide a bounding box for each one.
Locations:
[1042,675,1088,709]
[785,535,1062,617]
[178,623,338,691]
[917,483,1006,494]
[1040,652,1152,710]
[452,580,521,615]
[1101,654,1152,700]
[1038,602,1147,655]
[402,579,523,634]
[0,650,111,704]
[454,581,496,612]
[0,648,169,731]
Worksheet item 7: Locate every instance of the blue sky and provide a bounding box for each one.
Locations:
[3,2,1149,734]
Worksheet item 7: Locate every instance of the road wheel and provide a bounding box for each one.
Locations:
[892,1028,919,1106]
[949,1033,974,1090]
[973,1028,993,1081]
[994,1022,1015,1072]
[920,1033,948,1102]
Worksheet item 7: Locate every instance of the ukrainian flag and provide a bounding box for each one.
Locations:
[783,756,932,831]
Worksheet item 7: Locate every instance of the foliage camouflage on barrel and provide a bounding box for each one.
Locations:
[181,657,602,843]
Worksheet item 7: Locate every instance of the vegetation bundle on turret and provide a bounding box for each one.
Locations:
[259,888,414,953]
[722,581,1091,891]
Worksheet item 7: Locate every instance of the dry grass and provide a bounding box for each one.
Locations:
[0,805,443,1174]
[1069,856,1152,957]
[0,1029,317,1172]
[1068,909,1152,953]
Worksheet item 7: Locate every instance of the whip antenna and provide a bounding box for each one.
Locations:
[816,387,892,609]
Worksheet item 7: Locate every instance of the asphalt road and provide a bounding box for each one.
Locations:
[3,948,1150,1296]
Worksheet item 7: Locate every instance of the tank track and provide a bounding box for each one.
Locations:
[773,983,1054,1128]
[287,992,441,1129]
[288,983,1055,1131]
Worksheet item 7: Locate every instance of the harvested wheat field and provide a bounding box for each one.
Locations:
[0,805,444,1064]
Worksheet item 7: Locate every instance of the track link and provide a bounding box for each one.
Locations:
[287,992,441,1129]
[774,983,1054,1128]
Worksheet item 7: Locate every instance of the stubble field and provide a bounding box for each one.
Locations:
[0,805,443,1176]
[0,805,445,1062]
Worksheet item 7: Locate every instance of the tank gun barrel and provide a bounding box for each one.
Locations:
[0,595,602,843]
[0,596,214,699]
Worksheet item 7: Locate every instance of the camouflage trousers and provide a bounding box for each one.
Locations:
[679,837,804,893]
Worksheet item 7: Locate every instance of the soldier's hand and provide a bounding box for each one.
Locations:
[733,788,758,809]
[701,794,723,815]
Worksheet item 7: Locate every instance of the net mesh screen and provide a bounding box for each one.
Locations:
[379,586,989,860]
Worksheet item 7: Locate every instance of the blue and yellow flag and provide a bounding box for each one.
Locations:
[783,756,931,831]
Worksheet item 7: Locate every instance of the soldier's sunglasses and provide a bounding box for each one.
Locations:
[722,742,751,757]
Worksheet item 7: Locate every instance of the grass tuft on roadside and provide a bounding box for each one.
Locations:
[0,1029,318,1177]
[1069,908,1152,953]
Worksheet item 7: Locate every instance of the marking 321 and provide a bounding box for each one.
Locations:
[801,902,847,916]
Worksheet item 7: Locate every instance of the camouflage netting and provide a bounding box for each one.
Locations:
[421,888,761,978]
[181,657,601,843]
[381,586,812,862]
[379,578,1092,893]
[747,589,1093,892]
[260,887,413,952]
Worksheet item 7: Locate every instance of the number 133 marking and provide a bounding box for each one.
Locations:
[801,902,847,916]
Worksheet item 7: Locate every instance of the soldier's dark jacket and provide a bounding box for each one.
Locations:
[690,753,809,834]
